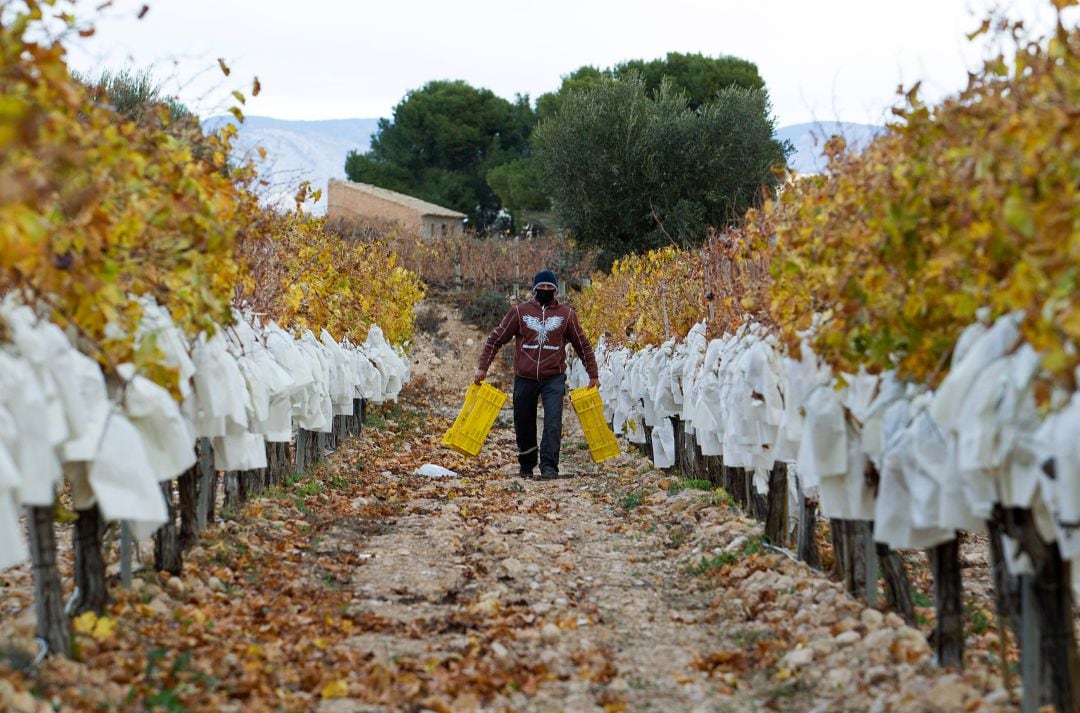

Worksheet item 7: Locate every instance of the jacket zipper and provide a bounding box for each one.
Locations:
[536,304,544,380]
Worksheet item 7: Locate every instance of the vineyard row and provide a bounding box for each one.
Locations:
[0,295,412,658]
[568,309,1079,711]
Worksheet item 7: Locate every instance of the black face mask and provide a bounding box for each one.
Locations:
[535,289,555,305]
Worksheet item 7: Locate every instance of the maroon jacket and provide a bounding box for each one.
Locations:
[478,297,598,381]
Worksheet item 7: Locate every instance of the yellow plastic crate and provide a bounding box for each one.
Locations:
[569,386,620,463]
[442,383,508,457]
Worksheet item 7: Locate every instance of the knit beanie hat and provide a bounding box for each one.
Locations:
[533,270,558,289]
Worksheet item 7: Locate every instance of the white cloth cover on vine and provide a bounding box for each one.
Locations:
[296,333,333,432]
[693,375,724,456]
[5,309,69,453]
[289,337,321,427]
[746,336,785,425]
[264,323,316,436]
[818,418,876,520]
[795,386,846,491]
[679,323,708,422]
[732,336,783,483]
[982,346,1043,512]
[191,330,249,439]
[195,338,267,469]
[648,342,679,420]
[999,531,1034,575]
[665,346,687,413]
[199,326,272,469]
[823,371,880,520]
[0,492,25,570]
[610,350,627,426]
[793,375,874,521]
[265,323,314,392]
[629,347,654,427]
[354,351,380,400]
[247,347,296,442]
[395,342,412,385]
[137,298,197,401]
[229,318,284,433]
[933,338,1041,520]
[363,325,405,402]
[928,314,1030,532]
[567,357,590,391]
[930,313,1019,433]
[874,399,954,548]
[0,403,27,570]
[87,412,167,530]
[214,326,274,469]
[908,402,984,534]
[688,338,725,456]
[6,308,112,466]
[236,353,272,431]
[57,349,110,463]
[321,330,355,416]
[843,371,878,426]
[600,345,624,425]
[651,417,676,469]
[719,334,755,470]
[0,352,62,506]
[628,363,649,441]
[119,366,197,482]
[595,345,636,441]
[624,403,647,444]
[1037,387,1080,561]
[775,343,829,463]
[213,429,268,471]
[859,371,906,468]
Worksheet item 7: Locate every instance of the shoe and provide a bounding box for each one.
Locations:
[539,469,559,479]
[518,469,535,478]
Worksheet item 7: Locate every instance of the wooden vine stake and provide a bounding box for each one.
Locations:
[154,481,182,576]
[764,463,788,546]
[196,438,216,530]
[73,503,109,615]
[928,537,964,669]
[27,504,69,658]
[795,476,822,569]
[178,463,198,549]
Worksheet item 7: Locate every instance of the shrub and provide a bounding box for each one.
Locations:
[460,290,509,332]
[413,306,443,335]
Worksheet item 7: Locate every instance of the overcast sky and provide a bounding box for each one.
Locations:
[64,0,1071,127]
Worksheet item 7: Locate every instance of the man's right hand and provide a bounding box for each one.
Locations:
[473,369,486,385]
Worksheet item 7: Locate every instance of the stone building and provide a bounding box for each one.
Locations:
[327,178,466,238]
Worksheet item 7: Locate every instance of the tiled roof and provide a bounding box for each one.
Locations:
[329,178,467,218]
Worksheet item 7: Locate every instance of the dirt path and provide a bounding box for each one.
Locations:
[297,377,1015,713]
[324,420,745,712]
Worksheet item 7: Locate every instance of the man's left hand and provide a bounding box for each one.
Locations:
[588,377,600,389]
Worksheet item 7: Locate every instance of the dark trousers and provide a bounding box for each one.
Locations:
[513,374,566,474]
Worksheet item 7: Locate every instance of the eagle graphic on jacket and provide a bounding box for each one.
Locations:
[522,315,564,347]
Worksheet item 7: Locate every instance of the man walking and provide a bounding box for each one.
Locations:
[473,270,599,478]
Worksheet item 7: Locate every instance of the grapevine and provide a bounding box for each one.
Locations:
[756,13,1080,389]
[576,246,705,347]
[572,8,1080,709]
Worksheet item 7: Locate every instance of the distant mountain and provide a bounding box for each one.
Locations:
[777,121,885,175]
[202,115,381,214]
[202,116,883,214]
